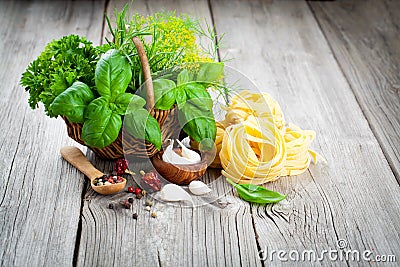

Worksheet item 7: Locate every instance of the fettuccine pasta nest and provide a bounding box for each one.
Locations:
[215,90,324,184]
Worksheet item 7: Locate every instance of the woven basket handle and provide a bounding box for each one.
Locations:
[131,36,155,113]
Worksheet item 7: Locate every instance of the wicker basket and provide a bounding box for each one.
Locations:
[63,36,174,160]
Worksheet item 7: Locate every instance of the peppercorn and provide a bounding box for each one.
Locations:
[151,211,157,218]
[136,193,143,199]
[127,186,135,193]
[145,199,153,207]
[145,206,151,211]
[108,203,114,209]
[128,197,134,204]
[141,190,147,196]
[124,203,131,209]
[132,213,138,220]
[135,188,141,195]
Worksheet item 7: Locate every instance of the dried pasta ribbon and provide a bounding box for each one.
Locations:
[213,90,324,185]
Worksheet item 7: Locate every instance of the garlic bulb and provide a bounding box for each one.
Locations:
[188,180,211,195]
[162,139,201,165]
[159,184,193,204]
[176,139,201,163]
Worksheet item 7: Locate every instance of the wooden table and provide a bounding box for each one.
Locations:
[1,0,399,266]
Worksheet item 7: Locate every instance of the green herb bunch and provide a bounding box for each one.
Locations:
[20,35,100,117]
[106,7,219,91]
[20,6,225,151]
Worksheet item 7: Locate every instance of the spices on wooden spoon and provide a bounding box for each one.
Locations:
[60,146,126,195]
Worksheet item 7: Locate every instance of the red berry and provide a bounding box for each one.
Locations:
[114,158,129,175]
[128,186,135,193]
[135,188,141,195]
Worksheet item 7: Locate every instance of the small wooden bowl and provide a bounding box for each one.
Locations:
[151,148,208,185]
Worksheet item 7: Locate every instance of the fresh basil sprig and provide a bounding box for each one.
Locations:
[50,81,94,123]
[143,62,223,149]
[226,178,286,204]
[51,49,162,149]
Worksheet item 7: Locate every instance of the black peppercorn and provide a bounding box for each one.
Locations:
[128,197,134,204]
[132,213,138,220]
[108,203,114,209]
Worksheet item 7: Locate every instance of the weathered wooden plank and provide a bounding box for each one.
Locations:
[309,0,400,181]
[0,1,105,266]
[76,1,261,266]
[211,0,400,265]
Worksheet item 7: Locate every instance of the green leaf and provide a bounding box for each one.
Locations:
[84,96,111,120]
[196,62,224,83]
[177,69,189,86]
[182,117,216,150]
[20,34,99,117]
[95,49,132,98]
[226,178,286,204]
[50,81,94,123]
[175,87,187,107]
[125,95,148,112]
[152,79,176,110]
[178,97,214,123]
[82,112,122,148]
[124,108,162,150]
[177,82,216,149]
[111,93,145,115]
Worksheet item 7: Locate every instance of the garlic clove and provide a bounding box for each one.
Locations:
[159,184,194,204]
[176,139,201,163]
[162,139,183,164]
[162,139,201,165]
[188,180,212,195]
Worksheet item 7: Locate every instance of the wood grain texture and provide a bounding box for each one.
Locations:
[309,0,400,181]
[211,0,400,265]
[0,1,105,266]
[76,1,261,266]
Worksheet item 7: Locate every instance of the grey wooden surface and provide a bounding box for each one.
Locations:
[0,0,399,266]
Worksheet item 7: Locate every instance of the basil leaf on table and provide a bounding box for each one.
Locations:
[95,49,132,98]
[226,178,286,204]
[152,79,176,110]
[196,62,224,83]
[124,108,162,150]
[82,111,122,148]
[50,81,94,123]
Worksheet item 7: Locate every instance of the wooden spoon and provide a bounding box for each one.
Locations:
[60,146,126,195]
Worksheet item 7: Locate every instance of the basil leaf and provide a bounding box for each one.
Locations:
[84,96,110,120]
[178,97,214,123]
[95,49,132,98]
[176,82,216,149]
[82,112,122,148]
[182,117,216,149]
[196,62,224,83]
[152,79,176,110]
[111,93,145,115]
[124,108,162,150]
[177,69,189,86]
[175,87,187,108]
[50,81,94,123]
[226,178,286,204]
